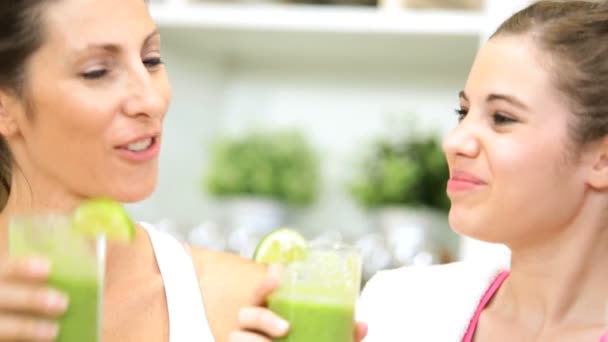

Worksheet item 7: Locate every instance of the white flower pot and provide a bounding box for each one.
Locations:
[376,206,456,267]
[222,196,286,258]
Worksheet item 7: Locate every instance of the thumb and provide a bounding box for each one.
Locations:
[251,263,283,306]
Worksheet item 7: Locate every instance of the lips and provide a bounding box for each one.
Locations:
[447,170,486,192]
[115,133,159,150]
[114,133,161,162]
[449,170,486,184]
[125,137,153,152]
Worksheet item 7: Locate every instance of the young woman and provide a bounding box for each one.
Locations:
[230,1,608,341]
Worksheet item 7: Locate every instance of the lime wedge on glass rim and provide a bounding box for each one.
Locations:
[253,228,308,264]
[70,198,135,242]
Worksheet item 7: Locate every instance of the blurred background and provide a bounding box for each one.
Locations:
[128,0,526,283]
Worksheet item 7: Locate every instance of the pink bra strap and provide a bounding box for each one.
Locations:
[462,271,510,342]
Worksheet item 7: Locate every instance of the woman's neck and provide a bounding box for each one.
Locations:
[493,201,608,332]
[1,165,86,214]
[0,170,87,255]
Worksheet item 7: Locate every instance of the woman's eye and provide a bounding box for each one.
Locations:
[454,108,468,121]
[143,57,163,68]
[493,113,516,125]
[81,69,108,80]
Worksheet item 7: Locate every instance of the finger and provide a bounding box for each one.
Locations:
[237,307,289,338]
[251,264,282,306]
[228,330,271,342]
[0,314,59,341]
[354,321,368,342]
[0,258,50,282]
[3,258,50,280]
[0,284,68,316]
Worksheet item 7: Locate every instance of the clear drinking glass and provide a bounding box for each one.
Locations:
[9,214,105,342]
[268,242,362,342]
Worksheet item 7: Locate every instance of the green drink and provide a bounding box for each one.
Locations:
[48,276,100,341]
[268,243,362,342]
[9,215,105,342]
[269,297,354,342]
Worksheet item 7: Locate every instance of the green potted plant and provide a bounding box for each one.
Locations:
[203,130,320,249]
[349,135,450,212]
[348,131,458,266]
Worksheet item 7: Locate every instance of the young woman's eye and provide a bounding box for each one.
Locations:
[81,69,108,80]
[143,57,163,68]
[454,108,468,122]
[493,113,517,125]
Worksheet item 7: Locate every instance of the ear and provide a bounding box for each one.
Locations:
[0,89,21,138]
[586,136,608,190]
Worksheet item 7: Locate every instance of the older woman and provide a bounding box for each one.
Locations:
[0,1,266,341]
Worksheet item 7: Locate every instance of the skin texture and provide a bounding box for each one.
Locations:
[0,0,266,341]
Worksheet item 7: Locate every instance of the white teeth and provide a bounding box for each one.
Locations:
[127,138,152,152]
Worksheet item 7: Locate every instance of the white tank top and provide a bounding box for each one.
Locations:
[141,222,215,341]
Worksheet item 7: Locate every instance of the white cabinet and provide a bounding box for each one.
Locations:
[150,2,482,69]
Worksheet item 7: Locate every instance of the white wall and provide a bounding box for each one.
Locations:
[127,46,465,239]
[129,0,532,264]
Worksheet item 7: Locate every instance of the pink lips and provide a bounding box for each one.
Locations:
[115,134,161,163]
[447,170,486,192]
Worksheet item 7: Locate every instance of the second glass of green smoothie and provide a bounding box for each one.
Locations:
[268,242,362,342]
[9,214,105,342]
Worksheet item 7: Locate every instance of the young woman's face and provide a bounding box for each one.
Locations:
[3,0,171,203]
[443,35,591,248]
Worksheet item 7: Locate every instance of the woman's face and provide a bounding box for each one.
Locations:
[2,0,171,204]
[443,35,593,248]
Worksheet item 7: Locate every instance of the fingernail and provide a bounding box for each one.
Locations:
[28,259,50,277]
[275,318,289,333]
[36,322,58,339]
[46,291,69,312]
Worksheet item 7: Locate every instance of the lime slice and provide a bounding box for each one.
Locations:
[71,198,135,242]
[253,228,308,264]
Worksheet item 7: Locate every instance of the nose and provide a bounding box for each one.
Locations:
[122,62,170,119]
[442,114,481,161]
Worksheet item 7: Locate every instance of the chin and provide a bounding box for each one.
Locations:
[118,189,154,203]
[448,207,503,244]
[108,176,157,203]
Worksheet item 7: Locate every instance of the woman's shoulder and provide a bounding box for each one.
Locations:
[189,247,267,341]
[189,247,267,288]
[358,262,506,341]
[139,222,267,341]
[189,247,267,309]
[139,222,267,284]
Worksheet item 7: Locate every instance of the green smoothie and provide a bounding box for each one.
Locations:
[9,216,104,342]
[269,296,354,342]
[50,275,101,342]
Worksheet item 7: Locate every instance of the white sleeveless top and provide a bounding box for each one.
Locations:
[141,222,215,341]
[357,262,505,341]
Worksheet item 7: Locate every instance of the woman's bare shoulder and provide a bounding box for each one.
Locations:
[189,247,267,286]
[189,247,267,341]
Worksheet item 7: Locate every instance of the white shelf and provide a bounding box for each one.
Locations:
[150,3,482,70]
[150,3,483,35]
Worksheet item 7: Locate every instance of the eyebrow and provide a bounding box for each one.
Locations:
[459,91,529,110]
[82,29,160,53]
[459,91,468,101]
